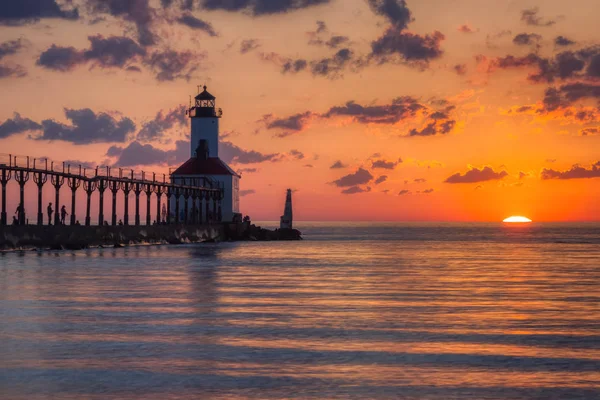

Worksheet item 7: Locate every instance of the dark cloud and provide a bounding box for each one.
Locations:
[372,158,400,169]
[310,48,354,78]
[513,33,542,46]
[341,186,371,195]
[289,149,305,160]
[239,189,256,197]
[36,45,85,71]
[240,39,261,54]
[555,36,575,47]
[330,160,347,169]
[36,108,136,144]
[409,105,456,137]
[63,160,98,169]
[580,127,600,136]
[521,7,556,27]
[0,39,25,60]
[137,105,187,142]
[541,161,600,180]
[324,96,425,124]
[261,112,315,137]
[37,35,146,71]
[374,175,388,185]
[84,35,146,68]
[86,0,156,46]
[325,36,350,49]
[414,178,426,183]
[237,167,259,174]
[529,51,586,83]
[177,13,217,36]
[398,189,411,195]
[0,0,79,25]
[304,164,314,168]
[367,0,412,29]
[108,140,188,167]
[220,141,281,164]
[0,113,42,139]
[419,188,434,194]
[457,24,476,34]
[445,166,508,184]
[282,58,308,73]
[370,27,445,67]
[143,48,200,81]
[541,83,600,111]
[201,0,331,15]
[454,63,467,75]
[332,168,373,187]
[307,21,349,49]
[0,64,27,78]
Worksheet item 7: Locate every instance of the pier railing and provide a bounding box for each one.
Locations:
[0,153,224,227]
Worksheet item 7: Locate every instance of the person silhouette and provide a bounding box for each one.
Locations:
[60,205,68,225]
[47,203,53,225]
[118,219,123,226]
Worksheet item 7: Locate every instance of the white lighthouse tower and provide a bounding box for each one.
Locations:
[170,86,241,223]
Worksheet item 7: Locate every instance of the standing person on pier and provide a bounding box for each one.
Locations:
[60,205,68,225]
[47,203,53,225]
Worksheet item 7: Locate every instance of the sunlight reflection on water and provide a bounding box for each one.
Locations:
[0,223,599,399]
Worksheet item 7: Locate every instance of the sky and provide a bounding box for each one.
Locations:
[0,0,599,222]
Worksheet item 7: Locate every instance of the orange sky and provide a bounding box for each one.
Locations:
[0,0,599,221]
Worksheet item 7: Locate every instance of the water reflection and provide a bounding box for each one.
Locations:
[0,225,599,399]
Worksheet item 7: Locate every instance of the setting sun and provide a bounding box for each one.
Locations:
[503,216,533,223]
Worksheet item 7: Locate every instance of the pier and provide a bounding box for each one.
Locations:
[0,153,224,228]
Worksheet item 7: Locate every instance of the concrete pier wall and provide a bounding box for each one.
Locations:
[0,224,225,251]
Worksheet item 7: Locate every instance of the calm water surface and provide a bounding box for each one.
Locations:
[1,223,599,399]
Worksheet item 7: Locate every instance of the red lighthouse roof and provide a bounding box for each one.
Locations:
[171,157,240,177]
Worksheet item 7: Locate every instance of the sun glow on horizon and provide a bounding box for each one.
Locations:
[503,216,533,223]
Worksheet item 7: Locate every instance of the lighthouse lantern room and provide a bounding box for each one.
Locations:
[170,86,241,223]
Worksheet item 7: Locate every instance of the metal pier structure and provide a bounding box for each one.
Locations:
[0,154,224,227]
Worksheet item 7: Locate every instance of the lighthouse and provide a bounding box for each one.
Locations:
[170,86,241,222]
[280,189,293,229]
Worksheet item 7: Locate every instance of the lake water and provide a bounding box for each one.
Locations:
[1,222,599,399]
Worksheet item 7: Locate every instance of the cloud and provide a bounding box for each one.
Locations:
[521,7,557,27]
[86,0,156,46]
[0,113,42,139]
[36,108,136,144]
[370,27,445,68]
[541,161,600,180]
[445,166,509,184]
[367,0,412,29]
[419,188,434,194]
[332,168,373,187]
[324,96,425,124]
[414,178,426,183]
[240,39,261,54]
[303,164,314,168]
[37,45,85,71]
[108,140,188,167]
[237,167,259,174]
[409,105,456,137]
[341,186,371,195]
[201,0,331,15]
[513,33,542,46]
[143,48,201,81]
[307,21,350,49]
[372,158,401,169]
[220,140,281,164]
[288,149,305,160]
[458,24,476,34]
[239,189,256,197]
[137,105,187,142]
[260,112,316,137]
[398,189,411,195]
[330,160,347,169]
[310,48,355,78]
[454,63,467,75]
[177,13,217,36]
[0,0,79,25]
[555,36,575,47]
[0,64,27,78]
[374,175,388,184]
[580,127,600,136]
[0,39,25,60]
